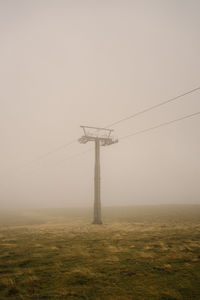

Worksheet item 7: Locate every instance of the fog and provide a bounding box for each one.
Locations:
[0,0,200,210]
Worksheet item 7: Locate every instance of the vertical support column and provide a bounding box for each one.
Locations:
[93,138,102,224]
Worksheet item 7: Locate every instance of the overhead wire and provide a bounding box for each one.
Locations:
[119,111,200,140]
[27,148,93,172]
[31,139,77,162]
[20,85,200,169]
[58,148,93,164]
[106,86,200,128]
[20,110,200,176]
[59,110,200,165]
[20,138,77,169]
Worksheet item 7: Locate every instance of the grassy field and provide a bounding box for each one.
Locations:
[0,205,200,299]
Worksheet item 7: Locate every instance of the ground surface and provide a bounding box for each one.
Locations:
[0,205,200,299]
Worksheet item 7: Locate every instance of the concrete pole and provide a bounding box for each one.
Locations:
[93,138,102,224]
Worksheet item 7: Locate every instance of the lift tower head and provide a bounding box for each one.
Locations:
[79,126,118,224]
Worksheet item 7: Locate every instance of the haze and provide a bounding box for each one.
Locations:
[0,0,200,210]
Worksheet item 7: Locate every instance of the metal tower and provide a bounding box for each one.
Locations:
[79,126,118,224]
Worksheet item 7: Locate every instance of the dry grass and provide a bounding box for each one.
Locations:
[0,205,200,299]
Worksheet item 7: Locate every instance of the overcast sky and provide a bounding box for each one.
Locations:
[0,0,200,209]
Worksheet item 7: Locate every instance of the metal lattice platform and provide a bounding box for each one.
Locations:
[78,126,118,146]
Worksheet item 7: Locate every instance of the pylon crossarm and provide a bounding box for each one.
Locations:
[101,138,118,146]
[79,136,118,145]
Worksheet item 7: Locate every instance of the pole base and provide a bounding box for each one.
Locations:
[92,220,102,225]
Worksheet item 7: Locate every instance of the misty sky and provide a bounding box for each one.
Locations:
[0,0,200,209]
